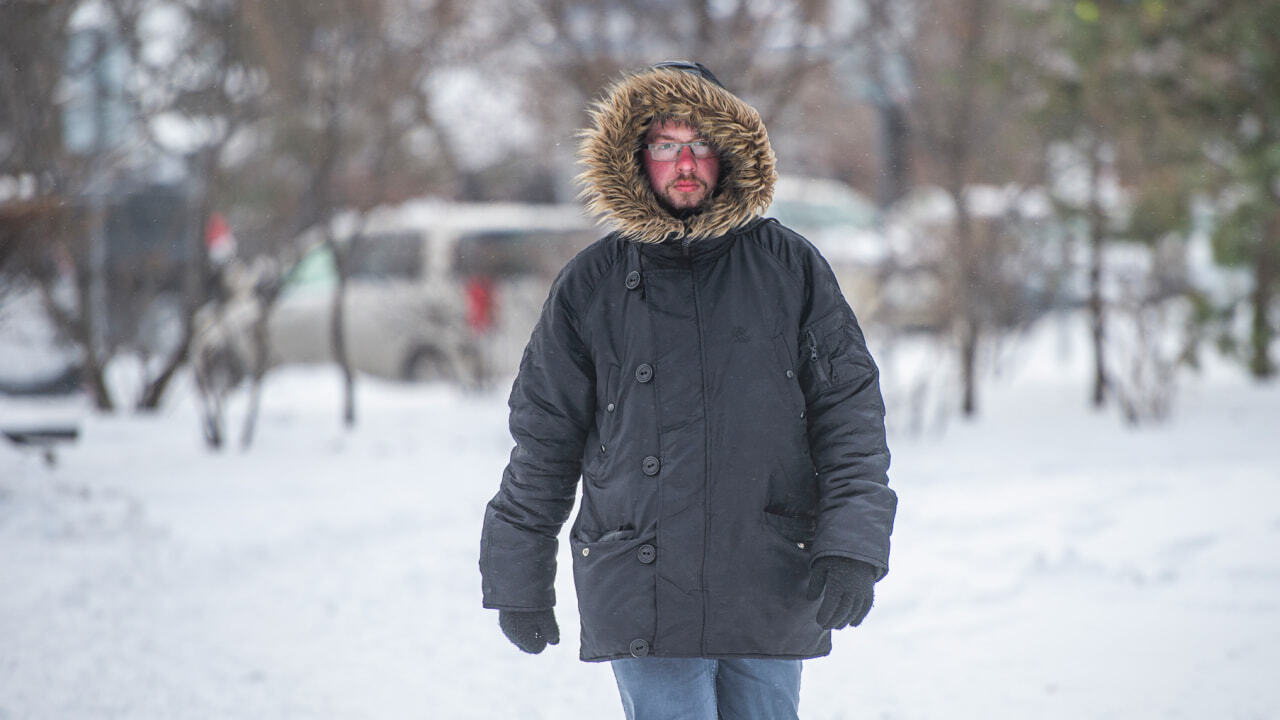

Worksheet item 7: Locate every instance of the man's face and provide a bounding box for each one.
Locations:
[642,120,720,215]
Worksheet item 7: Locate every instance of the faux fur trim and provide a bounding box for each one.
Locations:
[576,66,777,244]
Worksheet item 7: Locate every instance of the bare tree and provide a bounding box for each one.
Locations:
[904,0,1043,417]
[0,1,117,409]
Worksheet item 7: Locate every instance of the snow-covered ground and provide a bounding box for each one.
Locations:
[2,313,1278,719]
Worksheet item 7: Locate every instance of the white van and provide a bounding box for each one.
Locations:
[198,200,599,386]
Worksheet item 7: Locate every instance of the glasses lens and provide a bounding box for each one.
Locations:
[648,142,712,161]
[649,144,677,161]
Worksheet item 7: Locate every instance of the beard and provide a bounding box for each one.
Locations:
[657,176,713,219]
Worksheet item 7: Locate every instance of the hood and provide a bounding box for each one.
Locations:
[576,64,777,244]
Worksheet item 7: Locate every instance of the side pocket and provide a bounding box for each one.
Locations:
[570,534,657,659]
[763,506,817,549]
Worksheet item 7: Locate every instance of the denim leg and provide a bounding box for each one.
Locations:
[715,658,803,720]
[611,657,719,720]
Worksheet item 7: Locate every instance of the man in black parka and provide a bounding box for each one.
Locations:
[480,61,897,719]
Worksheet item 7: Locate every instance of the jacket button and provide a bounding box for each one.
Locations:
[607,402,616,412]
[635,364,654,383]
[785,369,795,378]
[629,638,650,657]
[637,544,656,564]
[642,456,660,476]
[625,271,642,290]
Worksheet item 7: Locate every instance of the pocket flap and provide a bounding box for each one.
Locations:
[763,508,817,543]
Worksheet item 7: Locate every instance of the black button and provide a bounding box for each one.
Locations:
[635,364,654,383]
[642,456,660,476]
[629,638,650,657]
[637,544,656,564]
[625,271,642,290]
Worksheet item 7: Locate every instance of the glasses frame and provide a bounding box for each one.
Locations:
[645,141,716,162]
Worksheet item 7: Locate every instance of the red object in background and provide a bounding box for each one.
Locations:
[465,275,496,334]
[205,211,236,263]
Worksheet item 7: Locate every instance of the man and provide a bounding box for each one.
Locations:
[479,61,897,719]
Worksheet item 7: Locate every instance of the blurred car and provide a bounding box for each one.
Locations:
[264,241,480,382]
[195,201,596,386]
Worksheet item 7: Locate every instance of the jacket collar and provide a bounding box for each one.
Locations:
[637,217,767,263]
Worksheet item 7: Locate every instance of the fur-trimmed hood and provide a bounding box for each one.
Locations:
[577,64,777,244]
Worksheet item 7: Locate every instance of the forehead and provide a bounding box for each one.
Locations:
[645,119,702,141]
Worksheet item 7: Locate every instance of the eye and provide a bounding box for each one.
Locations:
[656,143,679,152]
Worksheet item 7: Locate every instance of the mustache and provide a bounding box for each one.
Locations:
[666,175,706,189]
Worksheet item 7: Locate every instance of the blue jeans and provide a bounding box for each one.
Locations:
[611,657,802,720]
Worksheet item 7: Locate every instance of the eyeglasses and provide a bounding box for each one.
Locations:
[645,141,715,162]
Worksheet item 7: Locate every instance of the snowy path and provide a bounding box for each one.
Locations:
[3,338,1279,718]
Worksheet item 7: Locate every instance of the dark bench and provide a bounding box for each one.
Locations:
[2,425,80,466]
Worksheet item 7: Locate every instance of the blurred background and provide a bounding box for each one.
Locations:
[3,2,1280,717]
[2,0,1276,432]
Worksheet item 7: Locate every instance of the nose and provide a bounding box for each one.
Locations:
[674,144,697,171]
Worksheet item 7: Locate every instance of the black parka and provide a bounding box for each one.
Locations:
[480,65,896,662]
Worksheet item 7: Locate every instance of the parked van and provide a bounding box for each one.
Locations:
[196,200,599,387]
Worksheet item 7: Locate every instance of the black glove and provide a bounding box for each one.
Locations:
[805,557,878,630]
[498,609,560,654]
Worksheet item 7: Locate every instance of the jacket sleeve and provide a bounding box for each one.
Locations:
[479,269,595,610]
[796,248,896,580]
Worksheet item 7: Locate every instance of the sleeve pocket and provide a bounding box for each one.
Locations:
[800,311,875,391]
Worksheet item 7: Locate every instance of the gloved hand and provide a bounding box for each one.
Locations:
[805,557,878,630]
[498,609,560,654]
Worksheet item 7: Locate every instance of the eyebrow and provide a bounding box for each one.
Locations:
[648,133,707,143]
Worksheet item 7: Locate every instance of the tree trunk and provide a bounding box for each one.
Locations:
[877,100,911,209]
[1249,214,1278,378]
[139,154,215,411]
[78,207,114,411]
[327,236,356,428]
[1087,146,1108,407]
[240,284,279,451]
[960,317,979,417]
[239,312,268,451]
[953,186,981,418]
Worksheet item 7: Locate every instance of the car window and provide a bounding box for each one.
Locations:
[350,231,422,280]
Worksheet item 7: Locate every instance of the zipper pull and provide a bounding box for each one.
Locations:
[807,329,819,362]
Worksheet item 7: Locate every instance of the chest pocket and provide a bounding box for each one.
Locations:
[799,310,876,392]
[597,363,621,445]
[584,363,620,480]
